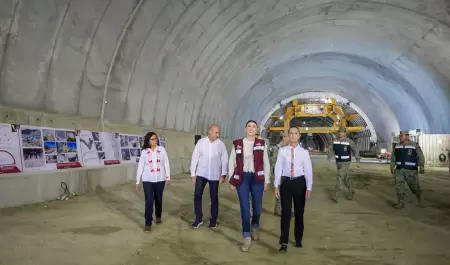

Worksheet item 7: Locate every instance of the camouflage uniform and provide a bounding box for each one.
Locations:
[270,132,286,216]
[327,128,360,202]
[390,131,425,209]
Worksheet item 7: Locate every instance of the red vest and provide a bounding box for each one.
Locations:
[229,138,265,186]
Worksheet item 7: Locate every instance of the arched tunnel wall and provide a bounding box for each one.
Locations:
[1,0,450,207]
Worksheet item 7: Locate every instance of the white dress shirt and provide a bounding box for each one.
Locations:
[190,137,228,181]
[136,146,170,184]
[228,138,271,184]
[274,144,313,191]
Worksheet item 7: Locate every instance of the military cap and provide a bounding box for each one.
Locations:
[338,127,346,133]
[399,130,409,136]
[280,131,288,136]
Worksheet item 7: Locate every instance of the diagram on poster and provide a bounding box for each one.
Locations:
[19,126,82,171]
[77,130,102,167]
[99,132,121,165]
[0,123,23,174]
[119,134,142,163]
[159,137,166,148]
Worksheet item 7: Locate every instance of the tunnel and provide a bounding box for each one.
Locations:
[1,1,450,264]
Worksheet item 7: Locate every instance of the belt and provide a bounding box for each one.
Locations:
[282,175,304,180]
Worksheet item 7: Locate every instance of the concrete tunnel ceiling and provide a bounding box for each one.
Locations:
[1,0,450,146]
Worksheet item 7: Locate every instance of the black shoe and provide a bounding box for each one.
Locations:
[144,225,151,233]
[295,242,303,248]
[208,222,218,229]
[155,217,162,224]
[278,244,287,252]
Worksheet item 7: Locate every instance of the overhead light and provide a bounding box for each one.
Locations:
[279,115,284,120]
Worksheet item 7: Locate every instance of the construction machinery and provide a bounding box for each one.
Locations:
[268,98,366,133]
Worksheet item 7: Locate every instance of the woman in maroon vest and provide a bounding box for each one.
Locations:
[228,120,270,252]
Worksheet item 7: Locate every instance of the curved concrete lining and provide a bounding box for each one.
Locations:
[1,0,450,148]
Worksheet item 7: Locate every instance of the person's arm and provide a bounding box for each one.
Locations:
[136,150,146,184]
[390,144,396,173]
[274,148,283,188]
[221,142,229,177]
[327,143,334,162]
[303,149,313,191]
[163,148,170,180]
[190,141,200,177]
[349,139,360,162]
[263,142,271,184]
[228,146,236,182]
[416,143,425,170]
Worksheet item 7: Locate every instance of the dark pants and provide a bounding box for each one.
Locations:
[194,176,219,223]
[143,181,165,226]
[236,172,265,238]
[279,176,306,244]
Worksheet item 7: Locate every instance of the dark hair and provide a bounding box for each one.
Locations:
[245,120,258,127]
[288,126,300,134]
[143,132,159,150]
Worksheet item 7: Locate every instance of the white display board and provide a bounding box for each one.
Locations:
[119,134,143,163]
[0,123,23,174]
[19,125,82,171]
[77,130,102,167]
[99,132,121,165]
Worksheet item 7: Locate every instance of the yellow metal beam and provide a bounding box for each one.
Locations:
[268,98,366,134]
[268,126,366,133]
[345,114,360,121]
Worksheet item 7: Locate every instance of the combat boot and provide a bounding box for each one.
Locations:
[415,191,424,208]
[347,188,355,200]
[331,191,339,203]
[393,195,404,209]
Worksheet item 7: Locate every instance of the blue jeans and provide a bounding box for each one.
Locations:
[194,176,219,223]
[236,172,265,238]
[143,181,165,226]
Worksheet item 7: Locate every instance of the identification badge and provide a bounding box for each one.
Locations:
[233,175,240,179]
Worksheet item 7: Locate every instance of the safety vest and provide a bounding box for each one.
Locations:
[333,140,352,162]
[229,138,265,186]
[394,143,418,170]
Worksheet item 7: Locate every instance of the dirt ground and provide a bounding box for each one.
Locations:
[1,155,450,265]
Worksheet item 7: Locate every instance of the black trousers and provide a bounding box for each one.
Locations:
[143,181,165,226]
[194,176,219,223]
[279,176,307,245]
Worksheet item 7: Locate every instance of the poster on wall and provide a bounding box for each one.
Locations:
[119,134,142,163]
[77,130,102,167]
[159,137,166,148]
[19,126,82,171]
[0,123,23,174]
[99,132,121,165]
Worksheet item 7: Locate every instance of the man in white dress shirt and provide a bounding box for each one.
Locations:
[274,126,313,252]
[190,124,229,228]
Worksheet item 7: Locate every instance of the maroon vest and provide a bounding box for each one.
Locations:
[229,138,265,186]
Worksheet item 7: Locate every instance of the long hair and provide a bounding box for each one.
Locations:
[142,132,159,150]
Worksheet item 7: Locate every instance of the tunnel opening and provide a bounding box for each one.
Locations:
[262,93,379,155]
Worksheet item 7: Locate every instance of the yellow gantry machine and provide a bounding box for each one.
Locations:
[268,98,365,133]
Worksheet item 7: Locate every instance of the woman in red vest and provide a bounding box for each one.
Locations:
[228,120,270,252]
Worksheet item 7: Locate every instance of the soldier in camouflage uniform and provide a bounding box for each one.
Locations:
[327,127,360,202]
[270,131,289,216]
[390,130,425,209]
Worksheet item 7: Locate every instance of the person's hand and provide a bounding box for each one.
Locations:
[220,175,226,184]
[264,183,269,192]
[165,179,169,186]
[274,188,280,199]
[191,176,196,185]
[305,190,311,199]
[135,184,140,191]
[230,185,235,190]
[419,168,425,174]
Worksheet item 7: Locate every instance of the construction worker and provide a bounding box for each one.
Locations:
[390,130,425,209]
[270,131,289,215]
[327,127,360,202]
